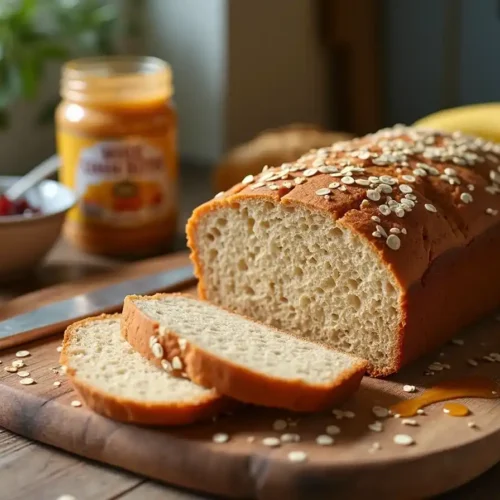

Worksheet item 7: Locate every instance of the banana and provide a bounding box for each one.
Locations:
[413,103,500,143]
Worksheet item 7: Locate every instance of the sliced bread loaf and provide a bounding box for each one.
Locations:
[122,294,367,412]
[186,126,500,376]
[60,314,226,425]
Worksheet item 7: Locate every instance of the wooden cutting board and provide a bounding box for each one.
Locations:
[0,254,499,500]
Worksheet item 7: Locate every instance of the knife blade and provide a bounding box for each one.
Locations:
[0,264,195,350]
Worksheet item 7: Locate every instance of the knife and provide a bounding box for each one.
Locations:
[0,264,195,350]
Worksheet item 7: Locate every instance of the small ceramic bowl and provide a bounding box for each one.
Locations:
[0,176,76,279]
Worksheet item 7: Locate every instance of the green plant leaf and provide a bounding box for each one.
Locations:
[0,0,121,126]
[19,51,41,99]
[37,41,68,60]
[0,62,22,108]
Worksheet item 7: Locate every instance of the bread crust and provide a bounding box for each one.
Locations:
[214,124,353,192]
[186,127,500,376]
[122,294,367,412]
[60,314,228,425]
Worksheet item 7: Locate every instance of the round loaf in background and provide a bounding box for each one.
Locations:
[213,123,353,193]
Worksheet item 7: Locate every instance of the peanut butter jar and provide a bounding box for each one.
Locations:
[56,56,178,257]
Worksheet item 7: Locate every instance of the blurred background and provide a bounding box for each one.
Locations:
[0,0,497,301]
[1,0,500,280]
[1,0,499,175]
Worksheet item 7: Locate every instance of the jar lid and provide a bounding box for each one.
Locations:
[61,56,173,105]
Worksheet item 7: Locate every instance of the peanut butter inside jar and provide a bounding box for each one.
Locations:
[56,56,178,257]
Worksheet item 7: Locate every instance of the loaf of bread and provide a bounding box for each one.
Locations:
[122,293,367,412]
[214,124,353,193]
[60,315,226,425]
[187,125,500,376]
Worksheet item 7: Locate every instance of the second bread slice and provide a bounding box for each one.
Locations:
[122,294,367,412]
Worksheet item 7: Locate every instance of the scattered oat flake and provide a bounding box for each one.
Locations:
[386,234,401,250]
[416,409,426,415]
[151,342,164,359]
[401,419,418,426]
[403,385,416,393]
[467,359,478,367]
[56,495,77,500]
[369,442,382,453]
[368,421,384,432]
[16,350,30,358]
[212,433,229,444]
[280,433,300,443]
[57,346,63,353]
[262,437,281,448]
[343,410,355,419]
[428,363,444,371]
[332,409,344,419]
[71,400,82,408]
[288,450,307,462]
[393,434,414,446]
[17,371,30,378]
[372,406,389,418]
[5,366,17,373]
[468,422,478,429]
[53,381,62,387]
[171,356,183,370]
[12,360,25,368]
[451,339,464,346]
[316,435,334,446]
[326,425,341,436]
[273,419,288,431]
[20,378,35,385]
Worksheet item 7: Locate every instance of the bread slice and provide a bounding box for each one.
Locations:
[60,314,226,425]
[122,294,367,412]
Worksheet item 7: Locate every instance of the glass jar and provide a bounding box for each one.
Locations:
[56,56,178,257]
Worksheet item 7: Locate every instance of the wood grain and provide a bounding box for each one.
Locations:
[1,426,498,500]
[117,481,213,500]
[0,432,140,500]
[0,256,499,499]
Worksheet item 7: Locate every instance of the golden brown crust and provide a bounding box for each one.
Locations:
[213,124,353,193]
[186,127,500,376]
[122,294,367,412]
[60,314,228,425]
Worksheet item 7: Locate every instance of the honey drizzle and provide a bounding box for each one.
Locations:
[390,377,499,418]
[443,402,469,417]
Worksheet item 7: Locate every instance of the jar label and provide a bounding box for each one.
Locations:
[73,140,174,227]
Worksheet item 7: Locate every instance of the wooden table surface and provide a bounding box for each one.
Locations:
[1,168,499,499]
